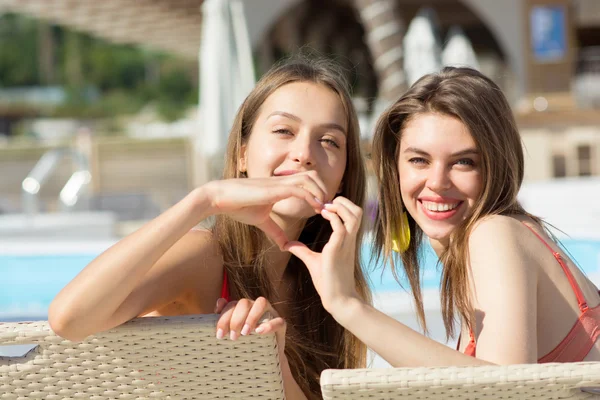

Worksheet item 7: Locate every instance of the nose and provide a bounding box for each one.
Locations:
[426,163,452,192]
[291,133,315,166]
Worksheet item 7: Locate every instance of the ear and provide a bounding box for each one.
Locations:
[238,144,247,173]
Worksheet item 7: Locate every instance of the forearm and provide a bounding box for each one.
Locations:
[330,298,492,367]
[49,187,215,338]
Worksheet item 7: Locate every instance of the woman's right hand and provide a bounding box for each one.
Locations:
[204,171,327,248]
[284,196,363,313]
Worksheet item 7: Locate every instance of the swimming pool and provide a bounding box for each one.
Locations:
[2,238,600,322]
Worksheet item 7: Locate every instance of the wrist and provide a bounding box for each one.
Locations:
[188,185,216,221]
[326,295,365,327]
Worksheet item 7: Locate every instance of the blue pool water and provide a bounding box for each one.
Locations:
[1,239,600,321]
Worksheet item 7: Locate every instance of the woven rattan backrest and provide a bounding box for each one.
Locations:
[0,314,284,399]
[321,362,600,400]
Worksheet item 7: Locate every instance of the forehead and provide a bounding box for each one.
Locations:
[401,113,476,149]
[257,81,347,128]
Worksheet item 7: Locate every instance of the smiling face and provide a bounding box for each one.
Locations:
[240,81,348,219]
[398,112,483,247]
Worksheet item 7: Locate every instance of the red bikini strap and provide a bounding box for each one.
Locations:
[521,222,588,311]
[220,269,230,302]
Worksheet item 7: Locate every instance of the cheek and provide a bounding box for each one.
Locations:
[246,146,279,174]
[326,153,346,185]
[462,172,483,200]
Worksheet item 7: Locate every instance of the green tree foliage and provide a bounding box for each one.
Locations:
[0,13,197,121]
[0,14,40,86]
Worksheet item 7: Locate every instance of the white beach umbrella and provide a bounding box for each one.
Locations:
[196,0,255,184]
[442,25,480,70]
[403,7,442,86]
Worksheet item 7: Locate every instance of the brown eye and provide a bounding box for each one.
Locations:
[320,138,340,149]
[408,157,428,165]
[455,159,475,166]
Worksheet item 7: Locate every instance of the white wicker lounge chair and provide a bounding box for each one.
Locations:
[321,362,600,399]
[0,314,284,399]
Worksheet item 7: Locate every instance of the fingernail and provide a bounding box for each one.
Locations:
[230,331,238,341]
[314,197,323,205]
[216,328,224,339]
[241,324,250,336]
[255,326,265,334]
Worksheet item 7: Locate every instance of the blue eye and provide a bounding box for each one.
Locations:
[274,128,293,135]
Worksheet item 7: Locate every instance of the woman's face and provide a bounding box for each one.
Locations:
[241,81,348,219]
[398,112,483,247]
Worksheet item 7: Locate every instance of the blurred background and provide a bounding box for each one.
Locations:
[1,0,600,364]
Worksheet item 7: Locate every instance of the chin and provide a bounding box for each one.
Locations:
[272,198,315,219]
[421,225,454,242]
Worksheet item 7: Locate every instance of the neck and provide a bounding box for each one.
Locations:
[263,212,308,284]
[429,237,449,257]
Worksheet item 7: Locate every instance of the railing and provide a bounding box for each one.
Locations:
[21,148,91,215]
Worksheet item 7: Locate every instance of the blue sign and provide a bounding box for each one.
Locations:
[530,6,567,63]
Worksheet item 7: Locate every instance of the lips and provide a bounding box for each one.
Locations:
[273,170,300,176]
[418,199,464,221]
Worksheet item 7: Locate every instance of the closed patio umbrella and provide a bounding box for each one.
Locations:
[442,25,480,70]
[403,7,442,86]
[196,0,255,184]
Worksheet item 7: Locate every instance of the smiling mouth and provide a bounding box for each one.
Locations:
[420,200,462,212]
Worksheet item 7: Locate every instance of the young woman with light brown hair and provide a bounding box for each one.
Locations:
[49,55,371,399]
[289,66,600,366]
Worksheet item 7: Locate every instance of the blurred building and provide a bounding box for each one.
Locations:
[0,0,599,215]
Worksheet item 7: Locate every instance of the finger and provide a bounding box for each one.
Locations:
[284,240,316,267]
[216,302,237,339]
[270,185,323,213]
[219,300,238,315]
[214,298,228,314]
[257,218,289,250]
[286,172,328,204]
[255,317,286,335]
[320,209,345,248]
[228,299,253,340]
[323,203,361,233]
[330,196,363,219]
[241,297,271,336]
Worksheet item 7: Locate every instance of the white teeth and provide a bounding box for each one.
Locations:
[422,201,459,212]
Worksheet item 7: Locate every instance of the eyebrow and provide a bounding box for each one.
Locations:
[404,147,479,157]
[267,111,347,135]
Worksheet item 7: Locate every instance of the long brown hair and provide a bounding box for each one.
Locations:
[371,66,540,339]
[212,55,371,399]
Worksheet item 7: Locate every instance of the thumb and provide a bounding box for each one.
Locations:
[257,218,288,250]
[284,241,316,266]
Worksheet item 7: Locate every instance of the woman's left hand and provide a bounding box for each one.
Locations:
[284,196,362,313]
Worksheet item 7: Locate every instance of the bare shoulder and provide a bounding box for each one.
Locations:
[469,214,525,244]
[139,228,225,316]
[173,228,223,272]
[467,215,535,277]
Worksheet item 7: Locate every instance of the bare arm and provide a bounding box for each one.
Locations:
[49,174,328,341]
[49,187,217,340]
[331,216,538,366]
[290,202,539,366]
[466,216,538,364]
